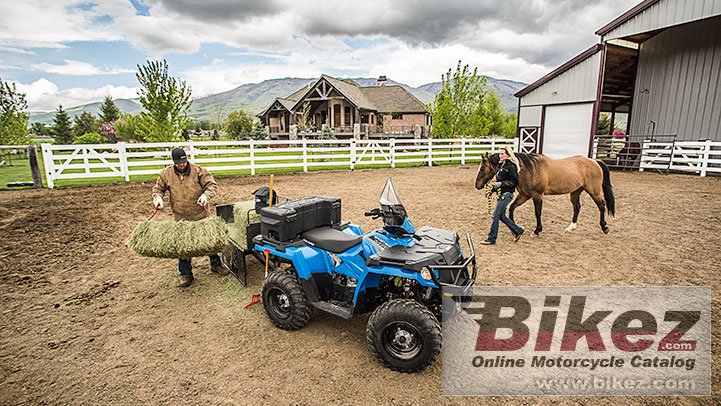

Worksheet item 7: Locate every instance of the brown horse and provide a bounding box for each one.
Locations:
[475,153,615,234]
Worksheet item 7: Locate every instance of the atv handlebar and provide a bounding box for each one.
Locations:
[428,234,477,290]
[364,208,381,219]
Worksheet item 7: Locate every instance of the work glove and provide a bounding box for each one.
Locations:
[153,195,164,209]
[197,193,209,207]
[491,181,502,192]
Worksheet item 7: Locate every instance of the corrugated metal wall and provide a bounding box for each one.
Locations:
[605,0,721,41]
[630,16,721,141]
[519,52,601,107]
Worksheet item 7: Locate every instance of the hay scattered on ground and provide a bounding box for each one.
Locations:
[128,217,228,258]
[225,200,260,247]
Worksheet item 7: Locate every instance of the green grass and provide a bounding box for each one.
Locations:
[1,146,483,191]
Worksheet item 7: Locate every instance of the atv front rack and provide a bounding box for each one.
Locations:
[428,234,477,290]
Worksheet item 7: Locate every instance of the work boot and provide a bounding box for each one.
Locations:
[211,262,230,276]
[178,274,194,288]
[480,240,495,245]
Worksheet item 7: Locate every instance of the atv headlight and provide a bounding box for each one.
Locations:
[420,267,432,281]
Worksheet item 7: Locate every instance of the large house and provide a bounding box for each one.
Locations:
[257,75,431,139]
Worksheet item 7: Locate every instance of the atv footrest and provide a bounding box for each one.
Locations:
[312,300,353,319]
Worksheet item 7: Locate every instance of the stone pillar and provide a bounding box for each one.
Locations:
[289,124,298,140]
[353,123,361,140]
[330,104,335,128]
[414,125,422,139]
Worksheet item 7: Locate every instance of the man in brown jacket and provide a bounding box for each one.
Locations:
[152,148,227,287]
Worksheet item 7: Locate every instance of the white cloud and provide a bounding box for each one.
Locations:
[15,78,139,111]
[181,38,550,98]
[30,60,134,76]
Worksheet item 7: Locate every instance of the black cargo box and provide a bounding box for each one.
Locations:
[259,196,342,242]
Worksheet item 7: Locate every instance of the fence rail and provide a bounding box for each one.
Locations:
[40,138,516,188]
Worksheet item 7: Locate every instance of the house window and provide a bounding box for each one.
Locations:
[371,115,375,124]
[392,113,403,120]
[344,106,351,126]
[361,114,369,124]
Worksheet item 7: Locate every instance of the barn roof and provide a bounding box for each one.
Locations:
[514,44,602,98]
[596,0,660,36]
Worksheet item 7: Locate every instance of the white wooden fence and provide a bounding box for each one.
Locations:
[40,138,516,188]
[592,139,721,177]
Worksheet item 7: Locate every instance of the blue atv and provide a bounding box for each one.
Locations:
[253,179,476,372]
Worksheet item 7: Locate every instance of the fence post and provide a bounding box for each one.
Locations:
[302,139,308,173]
[350,139,356,170]
[41,143,54,189]
[491,139,496,153]
[117,142,130,182]
[27,145,43,188]
[250,140,255,176]
[461,138,466,165]
[390,139,396,168]
[700,139,712,177]
[188,140,196,162]
[427,138,433,166]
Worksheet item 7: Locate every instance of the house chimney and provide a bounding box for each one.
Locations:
[377,75,388,86]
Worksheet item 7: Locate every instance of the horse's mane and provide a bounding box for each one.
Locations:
[489,152,541,172]
[515,152,541,172]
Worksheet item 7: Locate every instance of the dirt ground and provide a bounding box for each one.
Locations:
[1,165,719,405]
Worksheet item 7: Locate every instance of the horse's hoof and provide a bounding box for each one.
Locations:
[602,226,609,234]
[533,230,542,236]
[564,223,577,233]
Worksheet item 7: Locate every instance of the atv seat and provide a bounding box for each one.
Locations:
[302,227,362,253]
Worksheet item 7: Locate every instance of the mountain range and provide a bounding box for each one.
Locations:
[29,76,527,125]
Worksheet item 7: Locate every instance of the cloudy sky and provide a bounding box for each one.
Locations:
[0,0,639,111]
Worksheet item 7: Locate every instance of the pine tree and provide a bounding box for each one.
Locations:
[99,96,120,124]
[52,105,74,144]
[73,111,99,138]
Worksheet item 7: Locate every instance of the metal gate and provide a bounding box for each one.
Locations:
[592,134,677,174]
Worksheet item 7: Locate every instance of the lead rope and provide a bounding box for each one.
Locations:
[484,178,500,215]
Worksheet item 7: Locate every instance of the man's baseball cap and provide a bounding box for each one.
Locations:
[171,148,188,164]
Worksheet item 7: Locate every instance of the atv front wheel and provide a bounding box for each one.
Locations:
[366,299,441,372]
[261,271,311,330]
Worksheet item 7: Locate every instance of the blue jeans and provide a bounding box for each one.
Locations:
[487,192,524,243]
[179,255,221,276]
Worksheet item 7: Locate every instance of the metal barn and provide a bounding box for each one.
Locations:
[515,0,721,159]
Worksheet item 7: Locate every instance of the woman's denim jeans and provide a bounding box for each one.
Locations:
[487,191,524,242]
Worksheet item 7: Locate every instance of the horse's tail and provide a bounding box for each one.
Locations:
[596,160,615,217]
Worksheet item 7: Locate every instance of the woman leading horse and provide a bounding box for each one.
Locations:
[475,149,615,235]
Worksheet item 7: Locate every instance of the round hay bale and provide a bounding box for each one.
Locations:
[128,217,228,258]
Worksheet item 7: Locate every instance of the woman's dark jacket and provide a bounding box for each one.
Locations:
[496,160,519,194]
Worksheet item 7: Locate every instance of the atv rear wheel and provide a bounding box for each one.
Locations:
[366,299,441,372]
[261,271,311,330]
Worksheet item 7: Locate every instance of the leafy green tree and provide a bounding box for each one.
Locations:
[99,96,120,124]
[0,78,30,145]
[115,113,142,142]
[74,132,107,144]
[73,111,99,138]
[52,105,74,144]
[136,59,192,142]
[224,109,254,140]
[430,61,492,138]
